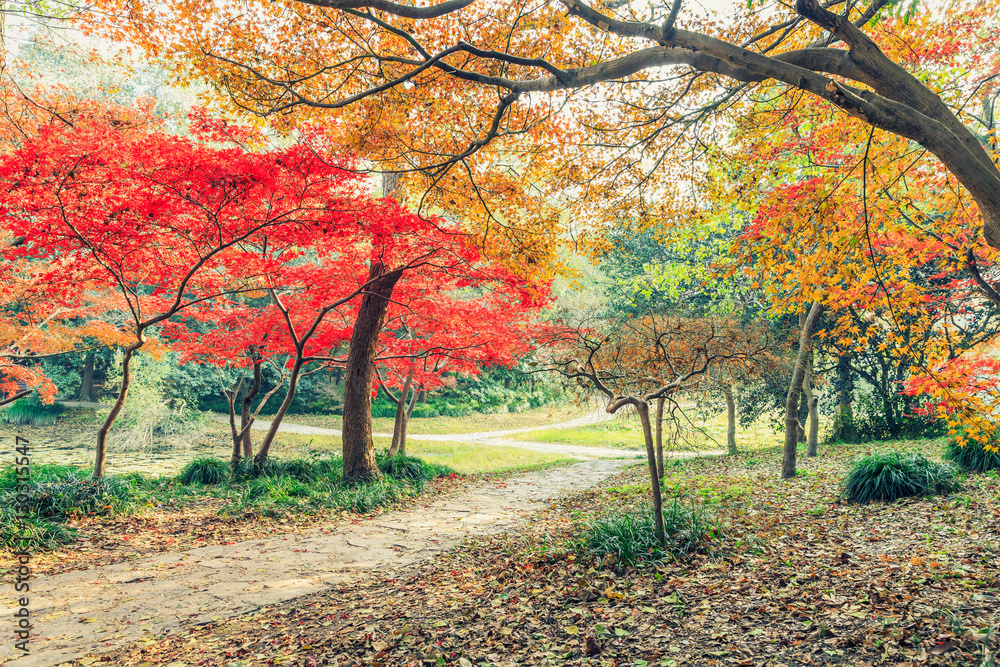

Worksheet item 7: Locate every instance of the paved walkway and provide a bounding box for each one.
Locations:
[1,459,632,667]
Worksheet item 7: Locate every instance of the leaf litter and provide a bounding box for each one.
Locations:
[54,439,1000,667]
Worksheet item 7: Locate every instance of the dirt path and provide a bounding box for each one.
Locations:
[1,459,633,667]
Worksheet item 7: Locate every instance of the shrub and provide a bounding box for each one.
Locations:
[434,401,472,418]
[410,405,440,418]
[178,457,230,485]
[334,478,410,513]
[371,402,398,419]
[578,498,720,569]
[842,451,961,504]
[377,452,432,483]
[275,458,320,482]
[830,393,943,443]
[425,461,458,478]
[0,509,78,551]
[944,438,1000,473]
[103,350,205,451]
[30,472,143,520]
[0,463,80,489]
[2,398,65,426]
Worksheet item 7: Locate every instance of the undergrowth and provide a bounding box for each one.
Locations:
[576,495,720,570]
[944,438,1000,473]
[842,451,961,504]
[0,452,456,552]
[2,398,65,426]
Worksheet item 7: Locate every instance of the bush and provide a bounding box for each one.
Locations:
[103,350,206,451]
[0,509,78,551]
[944,438,1000,473]
[578,498,720,569]
[842,451,961,504]
[830,393,944,443]
[334,478,411,512]
[23,471,144,520]
[178,457,230,485]
[371,401,398,419]
[434,401,472,418]
[2,398,65,426]
[409,404,440,418]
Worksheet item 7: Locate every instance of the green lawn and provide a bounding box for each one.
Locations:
[263,401,597,435]
[511,410,784,453]
[1,409,573,477]
[274,432,572,475]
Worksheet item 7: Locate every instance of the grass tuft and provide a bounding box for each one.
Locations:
[944,439,1000,473]
[178,457,230,485]
[577,496,720,569]
[2,398,65,426]
[841,451,960,504]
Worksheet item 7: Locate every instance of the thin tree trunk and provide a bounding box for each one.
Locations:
[803,359,819,457]
[797,391,808,442]
[225,379,244,467]
[387,374,412,457]
[725,382,738,456]
[343,263,402,481]
[783,303,824,479]
[636,400,665,547]
[254,358,303,465]
[95,337,145,479]
[399,385,419,456]
[655,396,665,479]
[78,352,95,402]
[240,359,263,460]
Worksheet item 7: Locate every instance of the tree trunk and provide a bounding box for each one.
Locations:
[803,359,819,457]
[635,399,665,547]
[654,396,664,479]
[797,391,808,442]
[240,360,262,459]
[254,358,303,465]
[94,336,145,479]
[783,303,824,479]
[399,385,419,456]
[387,374,412,457]
[225,380,243,468]
[342,263,403,480]
[78,352,95,402]
[725,382,738,456]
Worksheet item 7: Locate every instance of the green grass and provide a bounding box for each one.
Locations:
[576,496,721,569]
[513,411,782,454]
[0,465,150,551]
[0,450,461,551]
[513,422,646,449]
[402,440,573,474]
[944,438,1000,473]
[2,398,65,426]
[842,451,961,504]
[179,457,230,485]
[258,402,596,436]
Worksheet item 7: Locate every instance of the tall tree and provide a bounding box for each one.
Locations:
[87,0,1000,259]
[0,111,377,476]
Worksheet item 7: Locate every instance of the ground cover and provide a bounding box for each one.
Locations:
[513,410,782,455]
[0,407,571,477]
[57,437,1000,667]
[252,401,598,435]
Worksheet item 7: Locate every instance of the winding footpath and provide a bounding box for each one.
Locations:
[2,413,638,667]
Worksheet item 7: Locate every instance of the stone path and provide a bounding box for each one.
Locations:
[1,459,632,667]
